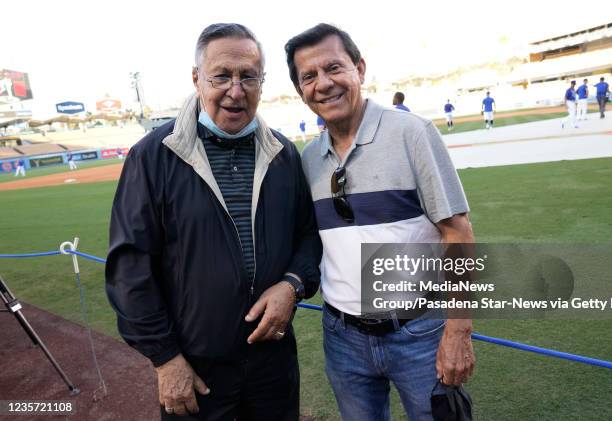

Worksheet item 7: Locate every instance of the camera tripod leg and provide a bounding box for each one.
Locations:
[1,276,80,396]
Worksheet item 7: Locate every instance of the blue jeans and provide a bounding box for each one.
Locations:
[322,306,445,421]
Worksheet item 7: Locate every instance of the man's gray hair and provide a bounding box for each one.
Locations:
[194,23,265,70]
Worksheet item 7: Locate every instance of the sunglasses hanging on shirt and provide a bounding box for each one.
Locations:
[330,166,355,223]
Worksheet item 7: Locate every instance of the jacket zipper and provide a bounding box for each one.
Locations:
[227,215,256,297]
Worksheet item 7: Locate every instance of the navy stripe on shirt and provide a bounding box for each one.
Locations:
[314,189,424,230]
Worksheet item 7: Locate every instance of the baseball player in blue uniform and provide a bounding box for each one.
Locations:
[482,92,495,129]
[444,100,455,131]
[594,77,610,119]
[298,119,307,142]
[392,91,411,112]
[562,80,578,129]
[576,79,589,121]
[14,158,25,177]
[67,153,77,170]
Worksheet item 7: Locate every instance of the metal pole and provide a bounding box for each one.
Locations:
[0,275,80,396]
[130,72,144,119]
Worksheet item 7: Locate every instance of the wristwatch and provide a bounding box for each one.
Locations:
[283,274,305,303]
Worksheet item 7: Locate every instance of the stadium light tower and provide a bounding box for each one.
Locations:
[129,71,144,119]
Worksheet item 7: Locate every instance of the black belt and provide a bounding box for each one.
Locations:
[324,303,412,336]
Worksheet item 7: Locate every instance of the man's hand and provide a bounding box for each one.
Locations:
[435,319,475,386]
[434,214,476,386]
[155,354,210,416]
[245,281,295,343]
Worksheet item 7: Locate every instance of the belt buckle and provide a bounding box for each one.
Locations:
[357,313,392,335]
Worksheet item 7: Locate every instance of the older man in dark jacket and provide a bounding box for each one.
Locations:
[105,23,321,421]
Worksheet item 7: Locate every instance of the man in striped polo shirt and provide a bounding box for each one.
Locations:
[107,23,321,420]
[285,24,475,420]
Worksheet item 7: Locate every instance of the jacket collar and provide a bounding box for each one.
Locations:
[162,93,284,214]
[163,93,283,164]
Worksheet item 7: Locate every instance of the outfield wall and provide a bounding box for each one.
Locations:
[0,147,129,173]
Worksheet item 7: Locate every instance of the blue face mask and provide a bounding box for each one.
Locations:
[198,109,259,139]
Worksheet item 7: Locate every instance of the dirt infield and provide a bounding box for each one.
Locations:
[0,302,159,420]
[0,164,124,192]
[0,303,317,421]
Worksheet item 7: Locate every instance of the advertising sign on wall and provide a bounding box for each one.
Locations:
[30,155,64,167]
[73,151,98,161]
[1,160,17,173]
[96,99,122,113]
[101,147,128,159]
[0,69,33,102]
[56,101,85,114]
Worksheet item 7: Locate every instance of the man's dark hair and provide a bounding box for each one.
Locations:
[194,23,264,70]
[284,23,361,88]
[601,77,605,81]
[393,92,405,105]
[570,80,576,85]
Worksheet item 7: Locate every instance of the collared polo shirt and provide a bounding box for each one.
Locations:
[198,123,256,281]
[301,100,469,315]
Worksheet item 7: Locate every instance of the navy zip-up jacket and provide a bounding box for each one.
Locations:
[105,94,322,366]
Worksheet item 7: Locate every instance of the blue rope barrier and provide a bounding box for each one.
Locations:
[297,303,324,311]
[296,305,612,369]
[472,333,612,369]
[66,250,107,264]
[0,251,61,258]
[1,248,611,370]
[0,250,104,264]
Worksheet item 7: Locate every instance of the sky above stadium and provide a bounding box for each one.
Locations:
[2,0,611,115]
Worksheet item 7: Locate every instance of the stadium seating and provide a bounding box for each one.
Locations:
[25,125,144,149]
[0,146,21,158]
[14,144,67,155]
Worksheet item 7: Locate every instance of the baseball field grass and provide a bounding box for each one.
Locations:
[432,111,569,134]
[430,106,602,135]
[291,108,599,151]
[1,157,611,420]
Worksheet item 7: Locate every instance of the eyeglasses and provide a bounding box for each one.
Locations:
[206,75,265,91]
[331,166,354,223]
